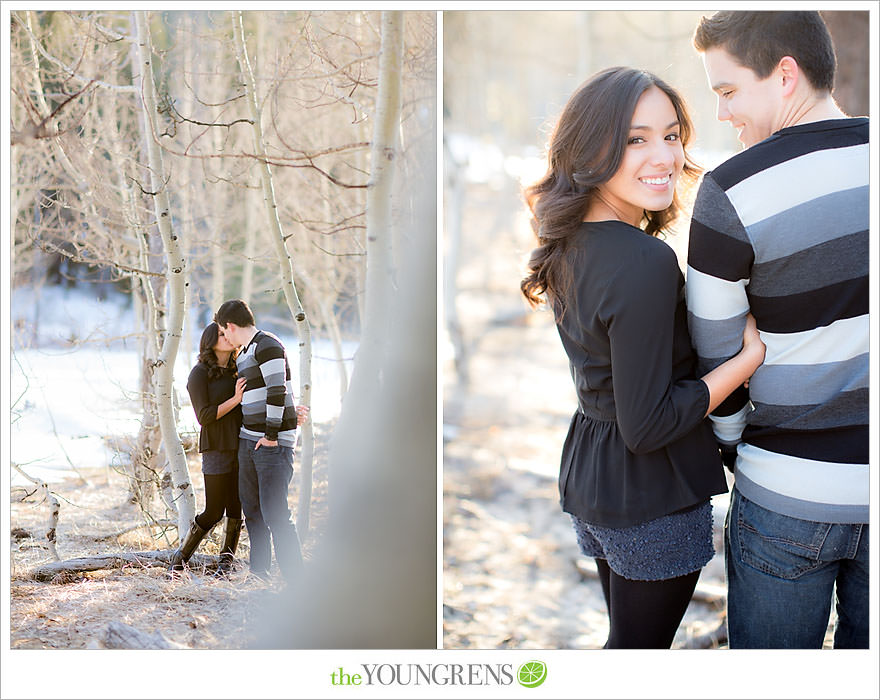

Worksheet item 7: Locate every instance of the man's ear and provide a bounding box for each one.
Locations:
[778,56,799,97]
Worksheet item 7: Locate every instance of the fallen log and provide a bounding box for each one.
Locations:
[102,621,187,649]
[31,550,220,582]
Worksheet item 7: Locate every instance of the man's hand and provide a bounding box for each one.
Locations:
[254,437,278,450]
[296,405,310,425]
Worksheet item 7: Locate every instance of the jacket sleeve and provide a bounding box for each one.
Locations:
[186,365,218,427]
[255,336,292,441]
[601,243,710,455]
[686,173,755,456]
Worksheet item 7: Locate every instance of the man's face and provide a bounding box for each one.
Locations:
[219,323,240,348]
[702,47,784,148]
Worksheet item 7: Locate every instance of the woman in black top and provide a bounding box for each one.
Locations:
[170,322,246,574]
[521,67,765,648]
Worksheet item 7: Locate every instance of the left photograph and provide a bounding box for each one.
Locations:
[8,9,437,649]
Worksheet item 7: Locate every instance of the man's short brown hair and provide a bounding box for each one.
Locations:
[214,299,255,328]
[693,11,836,93]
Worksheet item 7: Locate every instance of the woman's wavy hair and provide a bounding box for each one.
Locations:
[198,322,237,380]
[521,67,701,310]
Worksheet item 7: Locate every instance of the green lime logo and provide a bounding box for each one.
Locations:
[517,660,547,688]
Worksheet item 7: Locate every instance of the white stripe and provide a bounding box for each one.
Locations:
[736,443,868,506]
[761,315,869,366]
[243,387,267,403]
[710,403,750,445]
[260,357,286,378]
[726,144,868,227]
[685,266,749,321]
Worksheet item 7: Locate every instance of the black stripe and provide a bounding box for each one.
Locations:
[749,230,868,297]
[687,220,754,282]
[744,424,868,464]
[710,119,868,191]
[748,276,868,333]
[712,385,750,417]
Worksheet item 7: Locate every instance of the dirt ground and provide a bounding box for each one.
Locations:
[9,422,330,650]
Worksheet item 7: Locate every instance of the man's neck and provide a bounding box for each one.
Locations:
[780,93,847,131]
[240,326,259,348]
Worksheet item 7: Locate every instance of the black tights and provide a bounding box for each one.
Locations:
[595,558,700,649]
[195,471,242,531]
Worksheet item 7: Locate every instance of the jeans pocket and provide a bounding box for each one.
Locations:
[736,493,831,580]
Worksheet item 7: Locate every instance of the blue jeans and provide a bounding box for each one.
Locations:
[237,439,304,581]
[725,487,869,648]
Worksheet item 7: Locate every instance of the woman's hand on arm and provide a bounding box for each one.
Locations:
[216,377,247,420]
[701,313,765,416]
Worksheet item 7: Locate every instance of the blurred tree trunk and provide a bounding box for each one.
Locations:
[134,10,195,536]
[820,11,869,117]
[256,88,437,648]
[233,10,315,534]
[443,137,469,387]
[331,12,404,493]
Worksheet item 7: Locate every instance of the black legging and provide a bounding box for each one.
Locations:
[195,470,242,531]
[595,558,700,648]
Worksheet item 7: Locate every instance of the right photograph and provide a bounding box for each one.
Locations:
[443,10,870,650]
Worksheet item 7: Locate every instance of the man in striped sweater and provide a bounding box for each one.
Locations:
[687,11,868,648]
[215,299,309,582]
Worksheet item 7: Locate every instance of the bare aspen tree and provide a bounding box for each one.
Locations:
[361,10,402,360]
[330,11,404,508]
[232,10,315,534]
[134,10,195,534]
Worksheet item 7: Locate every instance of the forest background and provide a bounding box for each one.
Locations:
[4,6,437,691]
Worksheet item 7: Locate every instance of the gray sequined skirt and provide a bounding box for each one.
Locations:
[571,500,714,581]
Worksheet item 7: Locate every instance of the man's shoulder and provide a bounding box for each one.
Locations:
[254,330,287,357]
[708,118,869,193]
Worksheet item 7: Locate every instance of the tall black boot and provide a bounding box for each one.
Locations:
[169,520,209,571]
[215,517,242,575]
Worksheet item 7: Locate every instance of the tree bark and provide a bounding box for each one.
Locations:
[232,10,315,535]
[102,621,186,650]
[330,11,404,514]
[12,464,61,561]
[134,10,194,536]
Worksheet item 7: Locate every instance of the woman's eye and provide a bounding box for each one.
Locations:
[721,90,733,98]
[666,133,680,142]
[627,136,645,145]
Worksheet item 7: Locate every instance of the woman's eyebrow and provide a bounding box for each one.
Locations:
[630,120,681,131]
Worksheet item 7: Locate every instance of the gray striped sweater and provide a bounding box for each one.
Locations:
[236,330,298,447]
[686,118,868,524]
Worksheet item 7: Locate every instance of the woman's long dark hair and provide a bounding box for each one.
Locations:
[198,322,237,380]
[521,67,701,310]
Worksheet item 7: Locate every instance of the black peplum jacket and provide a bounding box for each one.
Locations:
[554,220,728,528]
[186,362,242,453]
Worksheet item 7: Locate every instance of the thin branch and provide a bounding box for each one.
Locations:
[11,11,137,93]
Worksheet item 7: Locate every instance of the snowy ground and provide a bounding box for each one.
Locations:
[10,286,354,487]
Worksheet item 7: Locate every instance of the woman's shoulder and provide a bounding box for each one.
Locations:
[188,362,210,382]
[578,220,676,264]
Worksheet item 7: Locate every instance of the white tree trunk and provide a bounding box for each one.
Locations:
[12,464,61,562]
[134,10,194,536]
[362,11,403,361]
[331,11,404,510]
[240,184,257,303]
[233,11,314,534]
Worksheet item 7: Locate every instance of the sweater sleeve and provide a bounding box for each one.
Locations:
[686,173,755,453]
[601,242,710,455]
[186,365,218,427]
[255,336,289,441]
